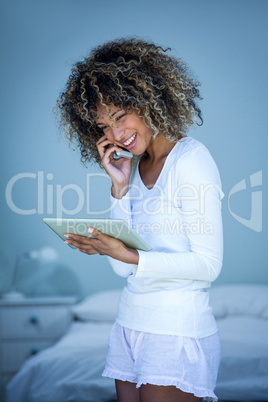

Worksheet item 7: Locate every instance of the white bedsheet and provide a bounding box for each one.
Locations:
[215,316,268,400]
[6,322,116,402]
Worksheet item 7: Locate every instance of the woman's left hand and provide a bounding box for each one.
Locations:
[65,227,139,264]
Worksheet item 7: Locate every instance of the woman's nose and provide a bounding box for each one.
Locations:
[110,125,124,142]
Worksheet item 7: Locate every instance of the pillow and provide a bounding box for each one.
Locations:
[209,284,268,319]
[71,289,122,322]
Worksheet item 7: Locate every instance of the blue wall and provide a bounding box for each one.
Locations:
[1,0,267,298]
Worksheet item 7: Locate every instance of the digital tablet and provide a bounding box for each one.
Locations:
[42,218,151,251]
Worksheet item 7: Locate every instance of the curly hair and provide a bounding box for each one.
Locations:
[54,36,203,166]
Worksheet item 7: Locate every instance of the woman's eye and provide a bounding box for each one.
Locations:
[116,113,127,121]
[98,113,127,132]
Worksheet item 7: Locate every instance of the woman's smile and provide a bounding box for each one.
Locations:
[122,132,137,149]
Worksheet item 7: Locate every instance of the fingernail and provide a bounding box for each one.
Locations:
[64,234,69,238]
[88,227,94,233]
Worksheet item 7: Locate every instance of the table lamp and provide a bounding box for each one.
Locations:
[1,246,58,300]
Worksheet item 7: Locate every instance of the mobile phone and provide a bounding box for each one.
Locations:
[113,147,133,159]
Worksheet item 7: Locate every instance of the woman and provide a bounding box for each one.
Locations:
[55,37,224,402]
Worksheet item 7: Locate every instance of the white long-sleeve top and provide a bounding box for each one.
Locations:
[108,136,224,338]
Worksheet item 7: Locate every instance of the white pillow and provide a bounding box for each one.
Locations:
[72,289,122,322]
[209,284,268,319]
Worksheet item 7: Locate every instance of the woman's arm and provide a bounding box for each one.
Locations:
[133,147,224,283]
[107,190,136,277]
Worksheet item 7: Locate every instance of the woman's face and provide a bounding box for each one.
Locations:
[94,103,153,155]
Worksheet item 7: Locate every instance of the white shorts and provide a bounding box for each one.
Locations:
[102,322,221,401]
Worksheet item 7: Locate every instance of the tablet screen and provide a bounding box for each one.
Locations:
[42,218,151,252]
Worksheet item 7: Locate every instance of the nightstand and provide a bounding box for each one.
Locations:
[0,296,77,401]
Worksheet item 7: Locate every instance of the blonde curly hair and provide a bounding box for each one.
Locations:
[55,36,203,165]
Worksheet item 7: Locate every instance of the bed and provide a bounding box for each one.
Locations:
[6,284,268,402]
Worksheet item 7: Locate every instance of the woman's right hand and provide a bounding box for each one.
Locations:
[96,135,132,198]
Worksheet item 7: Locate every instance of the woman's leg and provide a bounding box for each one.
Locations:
[139,384,202,402]
[115,379,140,402]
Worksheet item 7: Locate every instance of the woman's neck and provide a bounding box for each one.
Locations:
[145,135,176,162]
